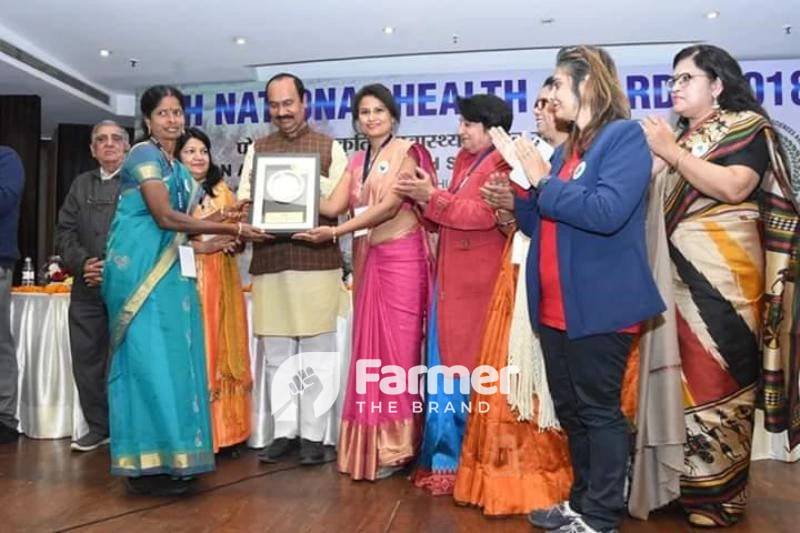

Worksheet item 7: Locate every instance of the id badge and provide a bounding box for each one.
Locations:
[178,245,197,278]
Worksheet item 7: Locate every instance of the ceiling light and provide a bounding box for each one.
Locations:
[99,49,111,57]
[383,26,395,35]
[705,10,720,19]
[234,37,247,45]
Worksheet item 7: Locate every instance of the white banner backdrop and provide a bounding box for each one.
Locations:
[171,59,800,194]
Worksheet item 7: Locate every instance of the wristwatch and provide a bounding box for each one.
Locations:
[535,176,550,190]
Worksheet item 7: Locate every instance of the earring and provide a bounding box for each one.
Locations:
[712,96,720,110]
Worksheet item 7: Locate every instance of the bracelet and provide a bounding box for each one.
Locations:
[237,222,243,237]
[494,209,516,227]
[331,226,337,243]
[673,148,689,172]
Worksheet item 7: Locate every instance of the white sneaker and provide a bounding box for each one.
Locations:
[554,516,618,533]
[528,500,580,529]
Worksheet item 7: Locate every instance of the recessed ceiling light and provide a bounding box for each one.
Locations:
[99,49,111,57]
[541,18,555,24]
[705,10,720,19]
[383,26,395,35]
[234,37,247,45]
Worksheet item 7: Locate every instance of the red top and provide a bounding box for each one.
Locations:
[423,149,510,368]
[539,153,640,334]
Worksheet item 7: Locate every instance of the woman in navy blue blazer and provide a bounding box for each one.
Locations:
[513,46,665,533]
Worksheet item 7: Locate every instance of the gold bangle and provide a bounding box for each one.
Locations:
[237,222,243,237]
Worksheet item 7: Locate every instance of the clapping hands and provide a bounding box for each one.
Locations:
[488,127,551,188]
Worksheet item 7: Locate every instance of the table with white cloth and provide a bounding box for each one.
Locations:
[9,290,352,449]
[10,292,88,439]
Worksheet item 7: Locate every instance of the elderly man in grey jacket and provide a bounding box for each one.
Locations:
[55,120,128,451]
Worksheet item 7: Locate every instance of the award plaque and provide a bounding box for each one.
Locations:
[251,153,320,233]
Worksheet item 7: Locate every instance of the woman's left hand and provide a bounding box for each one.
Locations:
[641,116,679,161]
[514,137,551,188]
[292,226,336,243]
[393,167,435,203]
[480,172,515,211]
[212,235,239,254]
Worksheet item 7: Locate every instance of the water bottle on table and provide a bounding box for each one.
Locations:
[21,257,35,286]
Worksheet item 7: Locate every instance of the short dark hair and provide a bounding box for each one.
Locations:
[352,83,400,132]
[456,94,513,132]
[137,85,185,147]
[176,127,223,197]
[266,72,306,102]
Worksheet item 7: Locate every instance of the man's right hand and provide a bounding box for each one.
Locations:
[83,257,104,287]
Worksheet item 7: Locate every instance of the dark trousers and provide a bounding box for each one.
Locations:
[540,326,632,531]
[0,266,18,430]
[68,296,110,437]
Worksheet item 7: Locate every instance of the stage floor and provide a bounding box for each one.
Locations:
[0,438,797,532]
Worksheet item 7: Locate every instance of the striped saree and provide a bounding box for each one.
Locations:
[662,110,800,526]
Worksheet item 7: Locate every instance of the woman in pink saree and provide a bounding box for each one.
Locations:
[294,83,436,480]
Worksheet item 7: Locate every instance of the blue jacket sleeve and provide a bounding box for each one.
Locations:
[537,122,652,235]
[0,147,24,213]
[513,190,538,237]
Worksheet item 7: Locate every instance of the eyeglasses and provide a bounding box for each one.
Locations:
[666,73,712,89]
[534,98,550,110]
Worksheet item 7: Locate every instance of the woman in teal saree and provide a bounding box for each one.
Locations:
[102,85,267,495]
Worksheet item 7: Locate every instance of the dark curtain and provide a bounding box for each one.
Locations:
[55,123,95,211]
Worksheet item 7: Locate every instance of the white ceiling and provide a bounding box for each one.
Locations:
[0,0,797,136]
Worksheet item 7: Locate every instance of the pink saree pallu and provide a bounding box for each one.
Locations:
[338,229,428,481]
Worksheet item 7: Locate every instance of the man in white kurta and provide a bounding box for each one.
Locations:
[238,73,346,464]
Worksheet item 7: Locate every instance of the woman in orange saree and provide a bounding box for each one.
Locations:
[452,237,641,516]
[178,128,252,453]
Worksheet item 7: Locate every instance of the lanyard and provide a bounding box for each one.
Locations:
[451,147,494,193]
[362,135,393,183]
